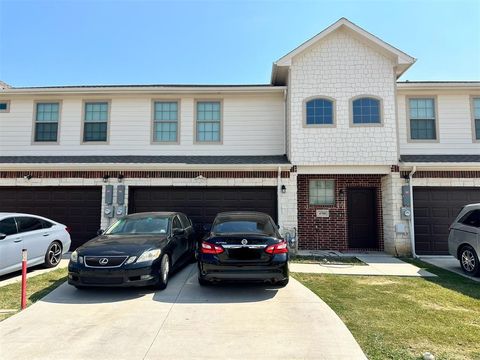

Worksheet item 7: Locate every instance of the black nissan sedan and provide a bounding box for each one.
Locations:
[197,211,289,286]
[68,212,195,290]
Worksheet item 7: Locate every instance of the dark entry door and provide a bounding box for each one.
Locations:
[347,188,378,248]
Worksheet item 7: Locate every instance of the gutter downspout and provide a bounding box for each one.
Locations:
[409,166,418,258]
[277,166,282,229]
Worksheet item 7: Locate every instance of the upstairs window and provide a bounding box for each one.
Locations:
[83,101,109,142]
[153,101,179,143]
[305,98,334,125]
[0,100,10,112]
[196,101,221,143]
[473,98,480,141]
[352,97,381,124]
[409,98,437,140]
[34,102,60,142]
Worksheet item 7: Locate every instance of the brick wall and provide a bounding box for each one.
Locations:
[297,174,384,251]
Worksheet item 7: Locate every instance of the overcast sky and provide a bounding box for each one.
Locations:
[1,0,479,86]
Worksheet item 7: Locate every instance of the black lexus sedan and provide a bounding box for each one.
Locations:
[68,212,195,290]
[197,211,289,286]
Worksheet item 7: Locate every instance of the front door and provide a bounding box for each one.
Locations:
[347,188,378,249]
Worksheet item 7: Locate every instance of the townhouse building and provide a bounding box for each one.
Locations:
[1,18,479,255]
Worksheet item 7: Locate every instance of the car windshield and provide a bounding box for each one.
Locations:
[212,216,276,236]
[105,216,170,235]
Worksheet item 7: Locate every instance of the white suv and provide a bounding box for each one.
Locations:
[0,213,71,276]
[448,204,480,276]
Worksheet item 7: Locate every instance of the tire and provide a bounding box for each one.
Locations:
[459,245,480,276]
[275,278,289,287]
[198,276,211,286]
[155,254,170,290]
[44,241,63,268]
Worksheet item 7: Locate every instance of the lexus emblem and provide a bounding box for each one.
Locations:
[241,239,248,246]
[99,258,109,265]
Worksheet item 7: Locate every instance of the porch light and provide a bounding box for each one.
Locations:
[281,185,287,194]
[102,174,110,183]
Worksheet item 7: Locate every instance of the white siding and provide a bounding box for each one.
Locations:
[398,91,480,155]
[288,28,398,165]
[0,93,285,156]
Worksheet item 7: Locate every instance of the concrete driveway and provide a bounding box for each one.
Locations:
[0,264,366,360]
[420,256,480,282]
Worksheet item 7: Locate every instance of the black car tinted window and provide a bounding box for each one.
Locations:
[212,215,276,236]
[106,216,169,235]
[460,210,480,228]
[178,214,190,229]
[173,216,182,230]
[16,217,43,233]
[0,218,18,236]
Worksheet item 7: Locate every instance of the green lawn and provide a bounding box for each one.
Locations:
[0,267,67,321]
[293,260,480,360]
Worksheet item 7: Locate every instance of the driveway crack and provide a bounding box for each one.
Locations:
[142,265,195,360]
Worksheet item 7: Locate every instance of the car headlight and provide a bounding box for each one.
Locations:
[136,249,161,263]
[70,251,78,263]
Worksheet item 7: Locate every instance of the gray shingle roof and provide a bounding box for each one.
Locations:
[0,155,290,165]
[400,155,480,163]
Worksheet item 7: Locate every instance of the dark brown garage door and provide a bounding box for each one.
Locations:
[0,187,102,250]
[129,187,277,235]
[414,187,480,255]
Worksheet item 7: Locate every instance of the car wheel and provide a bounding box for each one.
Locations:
[275,278,289,287]
[155,254,170,290]
[459,245,480,276]
[44,241,63,268]
[198,276,211,286]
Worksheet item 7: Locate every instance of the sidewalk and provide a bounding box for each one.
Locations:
[290,253,436,277]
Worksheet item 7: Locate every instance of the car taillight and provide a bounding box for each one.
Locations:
[65,227,71,234]
[200,241,224,255]
[265,240,288,255]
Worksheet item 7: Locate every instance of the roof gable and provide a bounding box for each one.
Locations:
[272,18,415,84]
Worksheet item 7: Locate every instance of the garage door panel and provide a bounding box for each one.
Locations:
[414,187,480,255]
[129,187,277,235]
[0,187,101,250]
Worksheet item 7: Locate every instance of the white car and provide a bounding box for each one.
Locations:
[0,213,71,276]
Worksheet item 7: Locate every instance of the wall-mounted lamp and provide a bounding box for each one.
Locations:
[23,174,32,180]
[281,185,287,194]
[339,189,345,197]
[117,174,124,183]
[102,174,110,183]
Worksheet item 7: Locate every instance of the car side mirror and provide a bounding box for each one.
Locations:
[97,229,104,236]
[173,228,185,236]
[0,233,7,240]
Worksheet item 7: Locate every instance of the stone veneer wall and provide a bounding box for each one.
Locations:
[288,28,398,165]
[297,174,384,251]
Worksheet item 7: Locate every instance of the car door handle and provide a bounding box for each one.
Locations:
[42,233,50,237]
[13,238,22,243]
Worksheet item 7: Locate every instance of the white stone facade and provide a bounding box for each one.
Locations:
[288,29,398,165]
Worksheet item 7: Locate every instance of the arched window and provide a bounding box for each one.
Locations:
[352,97,381,124]
[305,98,334,125]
